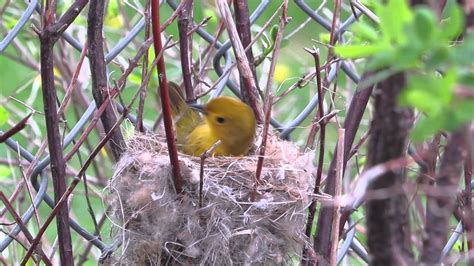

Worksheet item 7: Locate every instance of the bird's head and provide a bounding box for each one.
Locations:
[190,96,257,147]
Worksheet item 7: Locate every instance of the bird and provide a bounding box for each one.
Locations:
[168,82,257,156]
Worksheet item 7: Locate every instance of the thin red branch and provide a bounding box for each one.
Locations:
[151,0,183,193]
[0,113,32,143]
[0,192,51,265]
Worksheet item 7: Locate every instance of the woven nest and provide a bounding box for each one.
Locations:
[104,132,315,265]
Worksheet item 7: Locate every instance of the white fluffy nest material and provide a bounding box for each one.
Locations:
[105,132,315,265]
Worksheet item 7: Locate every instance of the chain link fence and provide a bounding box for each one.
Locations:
[0,0,470,264]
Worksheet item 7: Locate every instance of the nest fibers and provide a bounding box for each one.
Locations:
[105,132,315,265]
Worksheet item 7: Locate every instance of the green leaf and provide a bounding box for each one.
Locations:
[425,46,451,69]
[411,114,443,142]
[392,44,423,69]
[440,4,464,40]
[334,44,386,58]
[377,0,413,44]
[400,70,455,114]
[0,106,8,126]
[0,165,12,181]
[129,72,142,85]
[367,49,396,70]
[459,71,474,86]
[203,8,219,24]
[438,68,457,104]
[270,24,279,43]
[261,34,271,50]
[399,88,441,113]
[414,7,437,43]
[352,21,379,42]
[319,33,331,44]
[453,100,474,125]
[452,33,474,66]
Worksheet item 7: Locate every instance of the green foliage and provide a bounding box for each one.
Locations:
[255,24,288,66]
[0,106,9,126]
[334,0,473,141]
[0,165,12,181]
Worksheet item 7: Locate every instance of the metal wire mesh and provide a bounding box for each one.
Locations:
[0,0,469,263]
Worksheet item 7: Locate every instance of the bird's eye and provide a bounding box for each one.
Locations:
[216,117,225,124]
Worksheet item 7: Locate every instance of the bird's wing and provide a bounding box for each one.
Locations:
[167,82,202,146]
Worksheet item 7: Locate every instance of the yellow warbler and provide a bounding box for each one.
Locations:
[168,82,257,156]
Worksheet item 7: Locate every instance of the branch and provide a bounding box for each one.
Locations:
[303,47,326,264]
[0,192,51,265]
[177,0,195,102]
[233,0,260,94]
[152,0,183,193]
[329,129,345,266]
[36,1,73,263]
[255,0,288,186]
[51,0,89,38]
[216,0,263,122]
[314,71,374,260]
[365,72,414,265]
[0,113,32,143]
[87,0,125,160]
[421,129,468,264]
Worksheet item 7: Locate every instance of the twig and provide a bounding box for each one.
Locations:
[21,73,145,266]
[348,129,371,159]
[350,0,380,24]
[57,41,89,116]
[199,140,221,208]
[255,0,288,191]
[177,0,195,102]
[152,0,183,194]
[216,0,263,122]
[233,0,260,96]
[315,71,374,259]
[422,129,468,264]
[330,129,345,266]
[204,3,284,101]
[303,47,325,244]
[63,38,158,162]
[88,0,126,161]
[0,113,32,143]
[328,0,341,58]
[77,211,109,265]
[0,192,51,265]
[136,0,152,132]
[463,142,473,260]
[35,0,85,263]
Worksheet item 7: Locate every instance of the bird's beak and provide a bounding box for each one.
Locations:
[188,103,207,115]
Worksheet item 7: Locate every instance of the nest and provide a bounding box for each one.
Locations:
[104,132,315,265]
